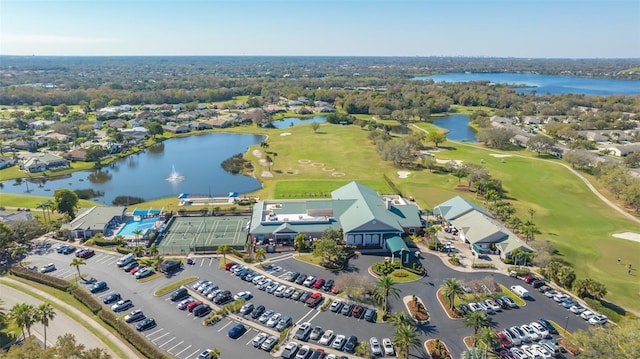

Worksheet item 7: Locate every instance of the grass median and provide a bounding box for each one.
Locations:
[154,276,199,297]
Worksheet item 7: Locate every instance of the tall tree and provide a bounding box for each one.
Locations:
[36,303,56,349]
[440,278,465,310]
[573,318,640,358]
[373,275,401,313]
[69,258,86,282]
[132,228,143,247]
[54,189,79,219]
[255,248,267,265]
[392,324,420,359]
[526,134,556,156]
[217,245,231,264]
[10,303,36,340]
[464,311,490,335]
[427,132,447,147]
[387,311,414,327]
[474,326,498,356]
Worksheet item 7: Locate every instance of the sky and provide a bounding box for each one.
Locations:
[1,0,639,58]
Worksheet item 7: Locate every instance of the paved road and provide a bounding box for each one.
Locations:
[0,281,122,358]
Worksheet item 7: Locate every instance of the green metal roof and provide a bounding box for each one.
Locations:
[386,236,409,254]
[433,196,491,221]
[331,181,403,233]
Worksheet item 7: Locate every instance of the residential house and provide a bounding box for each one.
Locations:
[511,134,530,148]
[173,103,185,112]
[64,149,88,161]
[249,182,422,249]
[433,196,532,260]
[523,116,542,125]
[120,127,148,140]
[606,143,640,157]
[12,140,39,151]
[60,206,127,239]
[205,118,231,128]
[19,152,69,173]
[0,157,16,170]
[29,120,56,129]
[163,124,190,134]
[106,119,127,129]
[44,132,70,143]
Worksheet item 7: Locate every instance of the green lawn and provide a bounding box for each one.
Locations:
[0,192,98,209]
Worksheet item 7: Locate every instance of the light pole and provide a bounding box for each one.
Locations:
[564,316,570,333]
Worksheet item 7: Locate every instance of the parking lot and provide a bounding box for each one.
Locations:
[24,241,591,358]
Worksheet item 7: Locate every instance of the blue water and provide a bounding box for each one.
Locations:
[268,116,326,129]
[433,115,477,142]
[117,217,158,236]
[414,73,640,96]
[132,209,162,216]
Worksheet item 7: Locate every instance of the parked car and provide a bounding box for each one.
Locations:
[228,324,246,339]
[295,322,312,341]
[267,313,282,328]
[251,305,266,319]
[310,326,323,341]
[520,324,539,341]
[296,345,312,359]
[214,291,233,305]
[122,261,138,272]
[136,317,156,331]
[79,249,95,258]
[124,309,144,323]
[295,274,308,285]
[341,302,354,316]
[530,321,550,339]
[330,299,343,313]
[291,290,303,301]
[569,304,587,314]
[40,263,56,273]
[135,267,154,279]
[111,299,133,312]
[531,280,546,288]
[580,310,596,320]
[56,245,69,253]
[252,332,268,348]
[171,288,189,302]
[312,278,325,289]
[193,304,211,317]
[102,293,121,304]
[364,307,376,322]
[351,304,365,318]
[369,337,383,356]
[319,330,335,346]
[501,329,521,346]
[197,350,213,359]
[322,279,334,291]
[187,300,203,312]
[382,338,395,356]
[560,299,577,308]
[281,342,299,359]
[274,285,287,297]
[259,310,275,324]
[485,299,502,312]
[553,293,570,303]
[261,335,278,351]
[266,282,279,294]
[344,335,358,353]
[468,302,482,312]
[276,315,293,331]
[501,296,518,308]
[305,292,323,307]
[537,318,559,335]
[234,291,252,300]
[283,286,296,298]
[224,261,236,270]
[303,276,316,287]
[240,302,254,315]
[331,335,346,350]
[89,281,107,293]
[589,314,608,325]
[496,330,513,349]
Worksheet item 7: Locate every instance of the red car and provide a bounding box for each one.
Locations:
[130,266,144,275]
[79,249,95,258]
[224,262,236,271]
[312,278,325,289]
[305,292,323,307]
[331,286,341,294]
[496,330,513,349]
[523,275,536,284]
[187,300,203,312]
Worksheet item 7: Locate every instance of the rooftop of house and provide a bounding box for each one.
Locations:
[61,206,127,231]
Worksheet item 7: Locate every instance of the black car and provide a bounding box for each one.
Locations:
[299,291,312,303]
[89,281,108,293]
[62,246,76,254]
[532,280,546,288]
[214,291,233,305]
[322,279,334,291]
[56,245,69,254]
[123,261,138,272]
[193,304,211,317]
[344,335,358,353]
[251,305,266,319]
[103,293,121,304]
[288,272,300,282]
[458,303,470,315]
[295,274,307,285]
[493,297,509,310]
[136,318,157,331]
[170,288,189,302]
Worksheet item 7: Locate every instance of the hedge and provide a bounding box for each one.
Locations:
[116,245,133,254]
[471,263,496,269]
[9,265,71,291]
[69,286,103,314]
[99,310,172,359]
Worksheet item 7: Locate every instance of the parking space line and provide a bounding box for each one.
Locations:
[166,340,184,353]
[158,336,176,348]
[307,309,322,323]
[217,320,233,332]
[295,308,316,325]
[200,259,205,267]
[174,344,192,357]
[151,332,170,343]
[146,328,164,338]
[184,348,201,359]
[209,258,214,266]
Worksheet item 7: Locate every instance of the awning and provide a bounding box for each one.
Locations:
[178,193,189,199]
[386,236,409,254]
[229,192,239,198]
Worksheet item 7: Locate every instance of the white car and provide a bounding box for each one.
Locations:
[259,310,274,324]
[589,314,608,325]
[502,329,521,346]
[521,324,539,341]
[303,275,316,287]
[553,293,570,303]
[569,304,587,314]
[369,337,383,356]
[207,289,222,301]
[177,298,195,310]
[532,344,553,359]
[382,338,395,356]
[485,299,502,312]
[468,302,482,312]
[318,330,334,345]
[266,313,282,328]
[332,334,346,350]
[252,275,265,284]
[283,286,296,297]
[266,282,279,294]
[274,285,287,297]
[252,332,268,348]
[580,310,596,320]
[135,267,154,279]
[234,291,252,300]
[40,263,56,273]
[530,322,550,339]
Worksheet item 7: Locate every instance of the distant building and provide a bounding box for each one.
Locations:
[19,152,69,173]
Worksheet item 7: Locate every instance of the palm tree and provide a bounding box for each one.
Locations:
[393,324,420,359]
[388,311,414,327]
[9,303,36,340]
[147,243,159,257]
[464,311,490,335]
[131,246,145,258]
[36,200,49,225]
[521,220,540,242]
[373,275,401,313]
[255,248,267,265]
[36,303,56,348]
[440,278,465,310]
[69,258,86,282]
[153,254,164,271]
[474,326,498,357]
[132,228,143,247]
[460,347,487,359]
[217,245,231,264]
[208,348,221,359]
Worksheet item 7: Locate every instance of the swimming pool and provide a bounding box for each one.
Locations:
[117,217,158,236]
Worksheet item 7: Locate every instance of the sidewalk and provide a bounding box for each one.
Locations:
[0,277,139,359]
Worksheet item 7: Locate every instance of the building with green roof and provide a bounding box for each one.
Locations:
[249,181,422,249]
[61,206,126,239]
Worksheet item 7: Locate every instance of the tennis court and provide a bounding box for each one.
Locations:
[157,215,250,255]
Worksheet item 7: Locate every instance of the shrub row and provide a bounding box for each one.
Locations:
[99,310,171,359]
[471,263,495,269]
[116,245,133,254]
[69,286,102,314]
[507,266,531,276]
[10,265,71,291]
[92,238,123,247]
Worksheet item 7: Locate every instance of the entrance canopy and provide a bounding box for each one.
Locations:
[386,236,409,254]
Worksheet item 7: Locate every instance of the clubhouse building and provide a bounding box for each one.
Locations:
[249,181,423,249]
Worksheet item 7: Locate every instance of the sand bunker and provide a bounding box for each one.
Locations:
[322,167,335,172]
[397,171,411,179]
[612,232,640,244]
[252,149,263,158]
[280,132,292,136]
[297,159,311,164]
[261,171,273,178]
[436,159,463,165]
[490,154,512,158]
[258,159,269,166]
[332,172,346,177]
[311,162,324,167]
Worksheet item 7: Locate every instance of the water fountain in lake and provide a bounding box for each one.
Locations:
[166,165,184,183]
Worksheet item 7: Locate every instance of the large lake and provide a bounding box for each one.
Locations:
[2,133,265,205]
[414,73,640,96]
